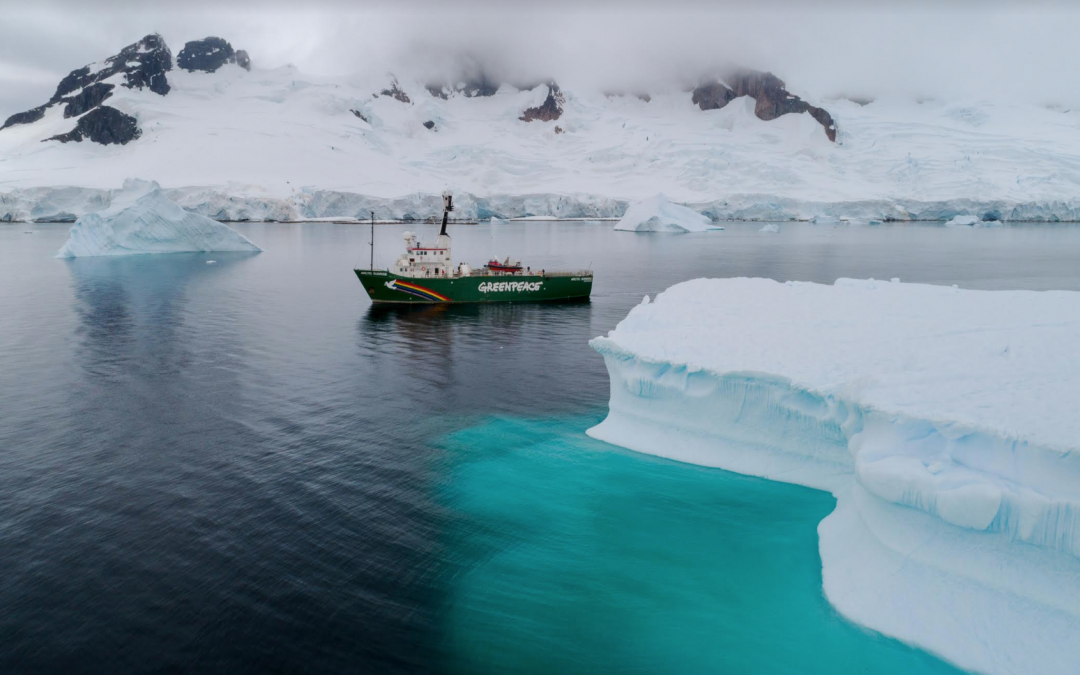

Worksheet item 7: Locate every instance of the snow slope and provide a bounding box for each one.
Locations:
[57,179,261,257]
[614,194,720,232]
[588,278,1080,675]
[4,63,1080,221]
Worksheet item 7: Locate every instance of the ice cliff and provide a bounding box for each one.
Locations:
[589,278,1080,675]
[614,194,720,233]
[56,179,261,257]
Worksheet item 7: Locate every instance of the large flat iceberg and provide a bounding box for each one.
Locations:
[589,278,1080,675]
[614,194,721,233]
[56,179,261,258]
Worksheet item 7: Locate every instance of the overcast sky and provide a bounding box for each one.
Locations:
[3,1,1079,119]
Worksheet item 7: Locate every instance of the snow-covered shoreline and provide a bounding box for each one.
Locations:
[4,185,1080,224]
[4,59,1080,226]
[588,278,1080,675]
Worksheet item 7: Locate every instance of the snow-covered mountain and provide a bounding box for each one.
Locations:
[3,33,1080,222]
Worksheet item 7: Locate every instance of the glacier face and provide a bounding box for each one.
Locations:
[4,62,1080,221]
[588,278,1080,675]
[613,194,721,233]
[56,179,262,257]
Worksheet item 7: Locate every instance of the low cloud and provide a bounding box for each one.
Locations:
[3,1,1079,118]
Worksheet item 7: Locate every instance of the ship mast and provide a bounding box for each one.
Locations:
[440,191,453,236]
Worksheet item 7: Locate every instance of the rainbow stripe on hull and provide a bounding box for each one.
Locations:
[386,279,451,302]
[355,269,593,304]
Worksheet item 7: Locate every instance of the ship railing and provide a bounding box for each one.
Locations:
[463,269,592,278]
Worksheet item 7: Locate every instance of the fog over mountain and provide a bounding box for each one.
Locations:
[3,0,1079,119]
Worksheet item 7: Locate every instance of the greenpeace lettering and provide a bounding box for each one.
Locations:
[478,281,544,293]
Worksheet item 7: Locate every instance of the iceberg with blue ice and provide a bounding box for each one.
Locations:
[589,278,1080,675]
[56,179,261,258]
[614,194,722,233]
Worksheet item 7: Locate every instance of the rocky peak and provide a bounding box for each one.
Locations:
[378,78,411,104]
[52,33,172,102]
[519,82,565,122]
[692,69,837,142]
[177,37,250,73]
[2,33,170,136]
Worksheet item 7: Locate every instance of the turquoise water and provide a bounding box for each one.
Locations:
[437,414,964,675]
[10,220,1070,671]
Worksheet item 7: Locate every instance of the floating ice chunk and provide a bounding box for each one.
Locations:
[56,179,262,258]
[614,194,721,233]
[945,214,981,227]
[759,223,780,233]
[589,278,1080,675]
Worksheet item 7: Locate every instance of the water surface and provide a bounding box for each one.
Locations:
[3,220,1078,673]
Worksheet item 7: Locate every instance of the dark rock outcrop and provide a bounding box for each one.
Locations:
[691,82,736,111]
[351,109,369,123]
[53,66,94,102]
[63,83,115,118]
[423,120,436,130]
[1,106,48,130]
[45,106,141,145]
[177,37,248,73]
[50,34,171,101]
[458,74,500,98]
[692,70,837,142]
[427,72,502,99]
[2,33,170,138]
[115,34,172,95]
[378,79,411,104]
[519,82,564,122]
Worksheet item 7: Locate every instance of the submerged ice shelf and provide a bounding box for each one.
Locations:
[588,278,1080,675]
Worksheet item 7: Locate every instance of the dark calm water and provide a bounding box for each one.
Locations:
[3,220,1079,674]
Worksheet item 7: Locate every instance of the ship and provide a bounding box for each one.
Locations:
[355,192,593,304]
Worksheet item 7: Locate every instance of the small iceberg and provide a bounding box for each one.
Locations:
[945,214,982,227]
[614,194,722,233]
[944,215,1004,228]
[56,179,262,258]
[759,223,780,234]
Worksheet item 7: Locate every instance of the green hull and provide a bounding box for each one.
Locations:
[355,269,592,304]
